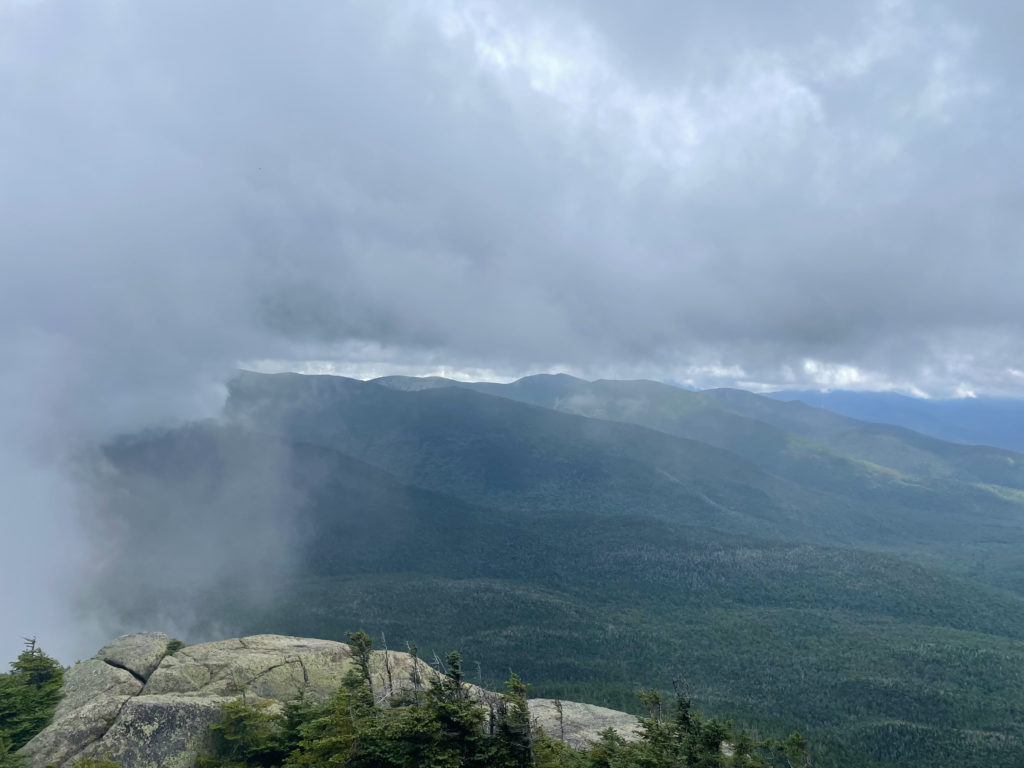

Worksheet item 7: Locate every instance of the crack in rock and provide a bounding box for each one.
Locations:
[243,657,307,698]
[244,661,291,689]
[101,659,146,686]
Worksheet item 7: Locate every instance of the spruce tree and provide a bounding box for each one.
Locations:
[500,672,533,767]
[0,641,64,753]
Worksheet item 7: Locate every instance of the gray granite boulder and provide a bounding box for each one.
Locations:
[18,693,135,768]
[71,694,233,768]
[143,634,354,701]
[18,656,144,767]
[97,632,171,682]
[53,658,142,719]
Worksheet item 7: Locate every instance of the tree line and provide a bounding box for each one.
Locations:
[196,632,807,768]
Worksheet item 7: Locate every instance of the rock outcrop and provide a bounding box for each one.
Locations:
[529,698,638,748]
[22,633,639,767]
[96,632,172,683]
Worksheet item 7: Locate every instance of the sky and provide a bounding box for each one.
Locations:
[2,0,1024,660]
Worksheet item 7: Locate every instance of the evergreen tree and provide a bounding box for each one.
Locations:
[291,639,378,765]
[423,650,502,767]
[500,672,533,767]
[730,731,758,768]
[289,681,365,765]
[198,698,287,768]
[0,640,64,753]
[0,734,26,768]
[346,631,375,693]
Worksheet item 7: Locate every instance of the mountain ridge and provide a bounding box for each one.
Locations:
[77,371,1024,767]
[768,389,1024,453]
[362,371,1024,562]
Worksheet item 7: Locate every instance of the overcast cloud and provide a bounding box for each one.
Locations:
[2,0,1024,659]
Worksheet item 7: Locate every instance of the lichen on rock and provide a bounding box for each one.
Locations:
[96,632,171,683]
[529,698,639,748]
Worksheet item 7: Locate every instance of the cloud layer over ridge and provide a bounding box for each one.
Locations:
[3,0,1024,658]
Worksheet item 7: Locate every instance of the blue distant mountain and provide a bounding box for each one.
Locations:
[767,390,1024,452]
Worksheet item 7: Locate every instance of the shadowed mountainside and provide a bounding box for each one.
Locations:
[89,402,1024,768]
[224,370,1024,592]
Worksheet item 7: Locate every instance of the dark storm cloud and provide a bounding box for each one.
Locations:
[2,0,1024,657]
[5,0,1022,393]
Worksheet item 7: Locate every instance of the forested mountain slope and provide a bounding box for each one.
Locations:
[376,372,1024,487]
[227,371,1024,559]
[377,372,1024,491]
[225,372,829,540]
[702,387,1024,489]
[368,373,1024,587]
[89,415,1024,768]
[769,389,1024,453]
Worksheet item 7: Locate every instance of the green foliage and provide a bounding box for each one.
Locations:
[0,734,26,768]
[532,729,584,768]
[165,638,186,655]
[71,757,122,767]
[204,650,534,768]
[0,641,63,754]
[197,633,809,768]
[228,567,1024,767]
[500,673,532,767]
[346,631,374,690]
[198,698,292,768]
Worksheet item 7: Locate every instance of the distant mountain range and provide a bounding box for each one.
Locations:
[367,372,1024,569]
[768,389,1024,453]
[87,371,1024,768]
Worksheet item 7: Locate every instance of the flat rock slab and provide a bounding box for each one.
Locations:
[143,634,354,701]
[529,698,639,748]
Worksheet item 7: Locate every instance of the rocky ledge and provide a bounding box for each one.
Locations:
[21,633,638,767]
